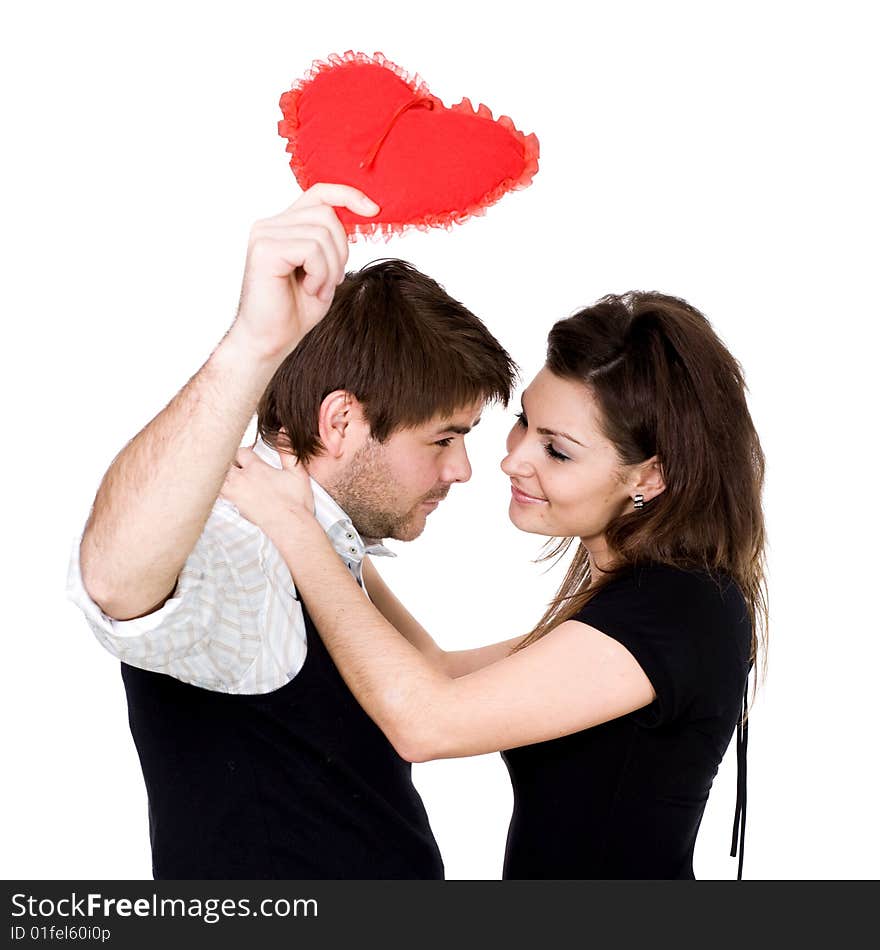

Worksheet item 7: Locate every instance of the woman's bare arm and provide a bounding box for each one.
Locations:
[362,558,525,677]
[270,513,655,762]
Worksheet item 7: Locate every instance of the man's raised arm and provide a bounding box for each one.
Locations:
[79,184,379,620]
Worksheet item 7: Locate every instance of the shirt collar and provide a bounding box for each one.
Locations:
[251,437,396,562]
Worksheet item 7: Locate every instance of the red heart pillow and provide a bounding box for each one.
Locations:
[278,51,540,239]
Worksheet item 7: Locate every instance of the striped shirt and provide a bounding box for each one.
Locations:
[66,438,394,694]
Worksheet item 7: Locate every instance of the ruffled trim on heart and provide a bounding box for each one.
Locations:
[278,52,540,242]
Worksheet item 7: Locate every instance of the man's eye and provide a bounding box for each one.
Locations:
[435,437,454,447]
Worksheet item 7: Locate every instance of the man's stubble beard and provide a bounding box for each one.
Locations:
[327,439,429,542]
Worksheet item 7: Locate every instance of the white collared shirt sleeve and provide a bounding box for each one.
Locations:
[67,441,394,695]
[66,498,308,694]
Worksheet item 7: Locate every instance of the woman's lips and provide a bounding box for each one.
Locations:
[510,483,548,505]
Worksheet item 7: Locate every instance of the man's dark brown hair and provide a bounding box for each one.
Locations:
[257,258,517,460]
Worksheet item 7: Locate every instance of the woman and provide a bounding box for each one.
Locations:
[220,290,767,880]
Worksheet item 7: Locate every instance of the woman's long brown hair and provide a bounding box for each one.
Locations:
[515,292,768,696]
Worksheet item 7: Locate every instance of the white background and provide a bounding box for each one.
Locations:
[3,0,877,880]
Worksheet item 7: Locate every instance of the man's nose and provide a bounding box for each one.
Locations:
[443,443,472,484]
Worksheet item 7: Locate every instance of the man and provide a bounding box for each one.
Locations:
[67,183,516,879]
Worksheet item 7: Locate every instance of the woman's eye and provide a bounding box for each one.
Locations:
[543,443,570,462]
[514,411,527,427]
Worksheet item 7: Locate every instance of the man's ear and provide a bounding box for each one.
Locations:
[316,390,368,460]
[632,456,666,502]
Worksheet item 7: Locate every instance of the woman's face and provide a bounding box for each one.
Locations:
[501,367,639,543]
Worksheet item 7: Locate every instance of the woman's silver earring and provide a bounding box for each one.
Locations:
[633,493,645,511]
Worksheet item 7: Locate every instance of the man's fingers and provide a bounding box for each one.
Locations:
[259,204,350,275]
[258,223,343,299]
[251,236,331,298]
[296,183,380,218]
[294,238,331,299]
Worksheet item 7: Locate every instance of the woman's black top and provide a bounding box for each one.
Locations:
[501,562,752,880]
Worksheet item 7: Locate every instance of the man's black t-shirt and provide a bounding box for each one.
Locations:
[501,562,752,879]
